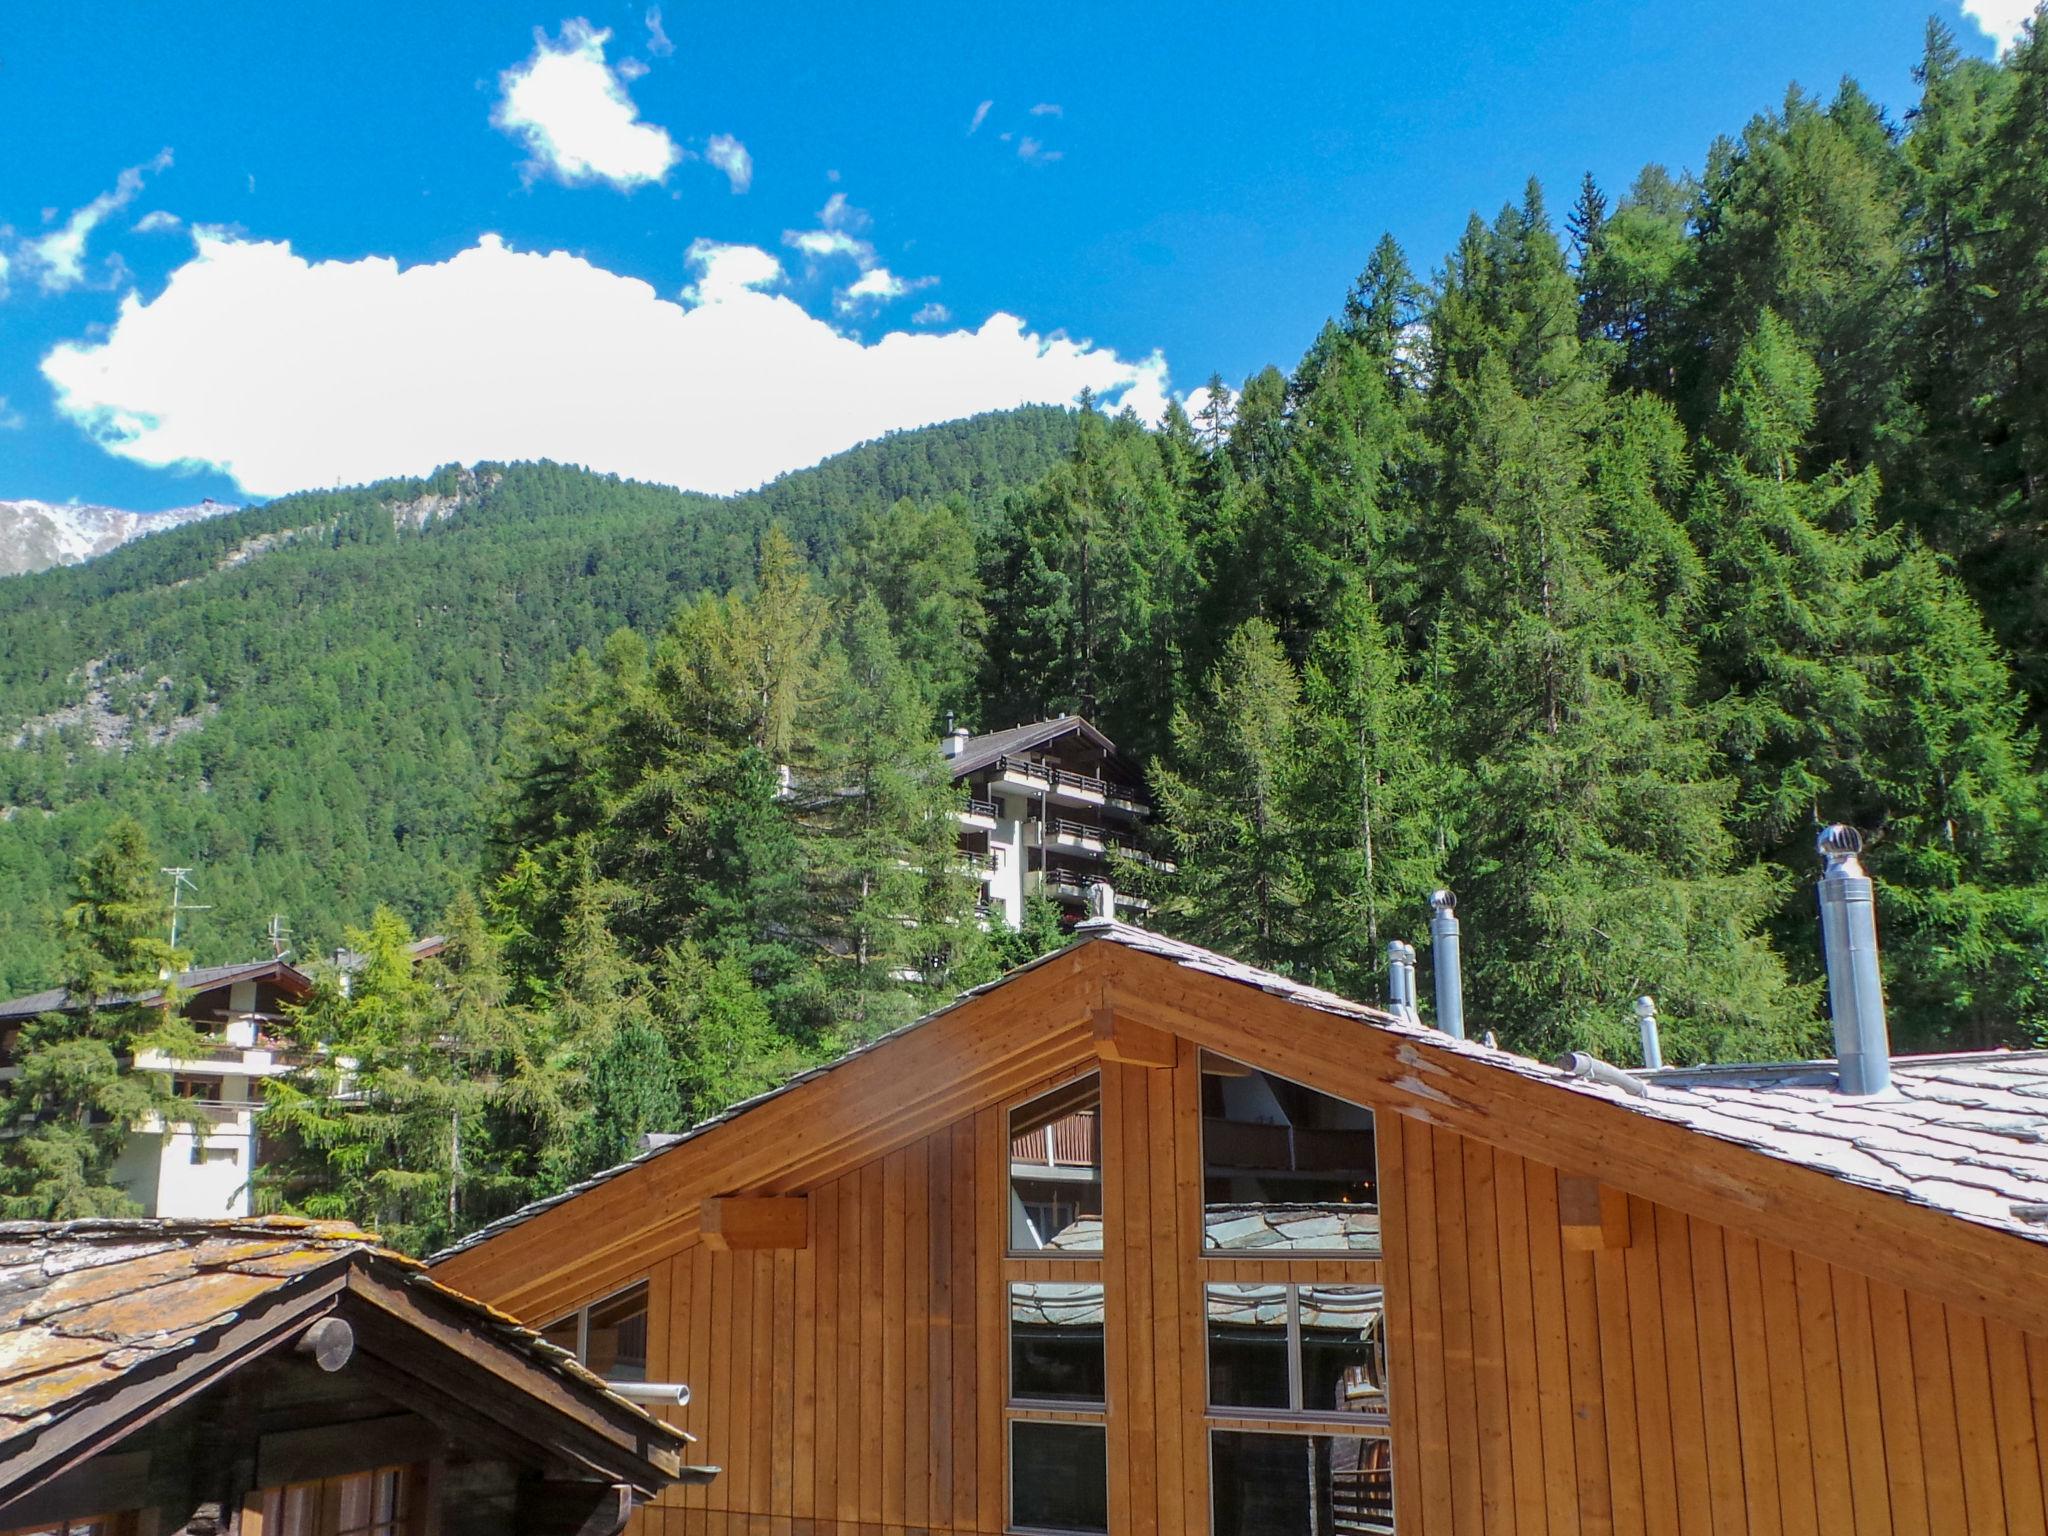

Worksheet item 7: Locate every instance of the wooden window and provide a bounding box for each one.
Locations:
[540,1279,648,1382]
[1200,1053,1379,1256]
[1010,1282,1106,1405]
[1206,1284,1388,1422]
[255,1465,415,1536]
[1007,1073,1103,1253]
[1210,1428,1393,1536]
[1010,1420,1109,1534]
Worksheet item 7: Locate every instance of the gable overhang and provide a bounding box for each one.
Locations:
[0,1256,688,1514]
[433,936,2048,1339]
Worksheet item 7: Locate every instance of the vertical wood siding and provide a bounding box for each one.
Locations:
[600,1051,2048,1536]
[1378,1115,2048,1536]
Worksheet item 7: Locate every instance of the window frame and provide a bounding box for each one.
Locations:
[1205,1423,1396,1536]
[1004,1070,1106,1259]
[1197,1051,1382,1259]
[540,1278,650,1381]
[1007,1280,1108,1409]
[1203,1281,1390,1427]
[1005,1415,1111,1536]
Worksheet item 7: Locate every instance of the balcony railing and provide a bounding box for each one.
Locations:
[963,795,999,818]
[1044,816,1106,845]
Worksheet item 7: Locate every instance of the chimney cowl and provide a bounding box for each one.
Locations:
[1635,994,1663,1071]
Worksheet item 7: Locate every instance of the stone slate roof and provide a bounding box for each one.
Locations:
[433,918,2048,1266]
[0,959,313,1023]
[0,1216,692,1449]
[946,715,1119,778]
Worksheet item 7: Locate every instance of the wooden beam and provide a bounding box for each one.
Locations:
[1092,1004,1177,1069]
[1557,1176,1631,1251]
[701,1196,810,1252]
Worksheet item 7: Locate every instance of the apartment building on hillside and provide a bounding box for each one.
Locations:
[0,935,444,1219]
[944,715,1155,928]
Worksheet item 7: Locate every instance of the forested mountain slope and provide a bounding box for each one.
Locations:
[0,409,1077,991]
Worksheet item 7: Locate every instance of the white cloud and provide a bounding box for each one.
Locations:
[1029,102,1063,117]
[133,210,182,234]
[837,266,938,314]
[1961,0,2036,51]
[0,249,10,299]
[30,150,173,292]
[913,302,951,326]
[968,100,993,134]
[786,228,867,262]
[681,238,782,302]
[493,20,678,189]
[42,232,1172,498]
[1017,137,1062,164]
[645,5,674,57]
[705,134,753,193]
[784,194,877,265]
[0,397,22,431]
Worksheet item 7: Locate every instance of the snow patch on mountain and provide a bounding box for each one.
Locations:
[0,497,239,577]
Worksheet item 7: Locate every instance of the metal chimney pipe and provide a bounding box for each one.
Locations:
[1397,941,1423,1027]
[1428,891,1465,1040]
[1385,940,1410,1021]
[1636,996,1662,1070]
[1088,880,1116,921]
[1816,824,1891,1096]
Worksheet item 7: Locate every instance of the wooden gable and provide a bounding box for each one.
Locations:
[435,933,2048,1536]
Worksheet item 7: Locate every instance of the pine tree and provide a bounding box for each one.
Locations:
[1150,619,1310,971]
[805,598,977,1041]
[1424,192,1810,1061]
[0,818,190,1219]
[262,905,538,1253]
[1696,310,2048,1048]
[1295,589,1451,1001]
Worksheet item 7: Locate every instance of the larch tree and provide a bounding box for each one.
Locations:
[0,818,191,1219]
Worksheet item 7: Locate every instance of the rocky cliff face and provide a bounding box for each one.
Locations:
[0,498,239,577]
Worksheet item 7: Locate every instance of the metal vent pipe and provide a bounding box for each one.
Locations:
[1385,940,1418,1024]
[1636,995,1663,1070]
[1816,824,1891,1096]
[1429,891,1465,1040]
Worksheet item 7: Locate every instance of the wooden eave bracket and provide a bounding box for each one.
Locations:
[1091,1000,1177,1069]
[1558,1175,1632,1251]
[699,1194,810,1251]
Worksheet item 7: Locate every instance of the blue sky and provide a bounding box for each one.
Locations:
[0,1,2026,511]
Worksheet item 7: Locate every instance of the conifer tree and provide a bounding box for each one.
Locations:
[1424,190,1809,1061]
[805,598,976,1040]
[1150,619,1310,971]
[1694,310,2048,1047]
[0,818,190,1219]
[263,905,537,1253]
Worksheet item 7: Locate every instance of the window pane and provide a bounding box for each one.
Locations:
[1205,1284,1290,1411]
[1009,1074,1103,1252]
[1211,1431,1394,1536]
[1011,1283,1107,1404]
[1299,1286,1388,1420]
[1201,1054,1379,1255]
[539,1313,581,1356]
[1011,1420,1109,1533]
[585,1281,650,1382]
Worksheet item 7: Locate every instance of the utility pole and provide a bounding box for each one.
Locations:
[162,867,212,949]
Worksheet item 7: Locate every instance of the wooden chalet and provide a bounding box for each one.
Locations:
[0,1216,712,1535]
[431,918,2048,1536]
